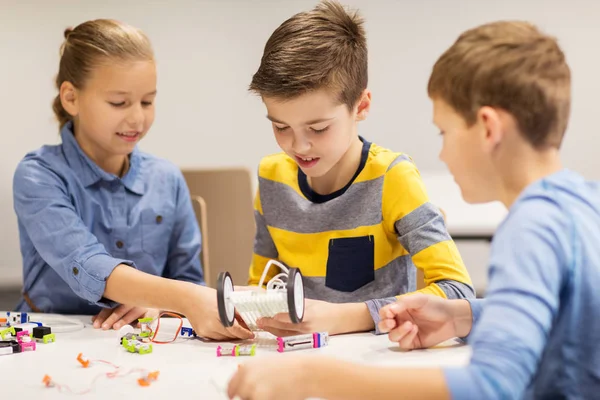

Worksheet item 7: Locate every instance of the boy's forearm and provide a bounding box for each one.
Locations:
[104,264,199,314]
[308,358,450,400]
[335,302,375,334]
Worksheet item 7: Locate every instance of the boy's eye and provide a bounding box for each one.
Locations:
[109,101,126,107]
[310,126,329,134]
[142,101,153,107]
[274,125,289,132]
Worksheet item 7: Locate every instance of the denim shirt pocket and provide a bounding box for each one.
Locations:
[140,208,174,261]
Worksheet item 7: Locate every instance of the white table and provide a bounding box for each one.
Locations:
[1,314,471,398]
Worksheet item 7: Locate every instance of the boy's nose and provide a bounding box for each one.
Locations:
[292,134,311,154]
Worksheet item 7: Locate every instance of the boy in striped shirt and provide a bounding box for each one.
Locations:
[247,0,474,336]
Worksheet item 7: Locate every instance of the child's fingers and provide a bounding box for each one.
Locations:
[112,307,146,330]
[93,308,113,328]
[227,322,255,340]
[101,305,133,330]
[379,302,405,320]
[388,320,414,343]
[398,324,419,350]
[377,318,397,333]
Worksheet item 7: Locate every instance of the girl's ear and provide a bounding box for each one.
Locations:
[60,81,79,118]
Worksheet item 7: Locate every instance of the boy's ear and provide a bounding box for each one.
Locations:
[60,81,79,118]
[478,106,503,152]
[355,89,372,121]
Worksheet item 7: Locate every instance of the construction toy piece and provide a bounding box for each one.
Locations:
[123,339,153,354]
[277,332,329,353]
[77,353,91,368]
[32,326,55,344]
[138,317,153,338]
[217,260,305,330]
[16,330,36,351]
[121,333,152,354]
[41,333,56,344]
[216,344,256,357]
[0,340,21,355]
[0,327,15,340]
[120,332,139,345]
[180,327,196,337]
[42,375,54,387]
[137,370,159,387]
[1,312,29,327]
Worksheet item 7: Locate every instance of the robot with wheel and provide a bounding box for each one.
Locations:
[217,260,305,331]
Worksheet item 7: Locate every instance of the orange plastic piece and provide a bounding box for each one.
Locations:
[137,370,160,387]
[42,375,53,387]
[77,353,90,368]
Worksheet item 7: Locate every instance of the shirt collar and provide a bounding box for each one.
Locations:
[60,121,145,195]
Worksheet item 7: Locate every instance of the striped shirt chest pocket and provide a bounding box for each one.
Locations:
[326,235,375,292]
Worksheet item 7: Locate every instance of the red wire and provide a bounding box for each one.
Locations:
[49,360,150,395]
[150,311,183,344]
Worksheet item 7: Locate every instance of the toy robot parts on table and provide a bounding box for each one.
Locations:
[0,312,30,327]
[216,260,305,330]
[216,344,257,357]
[277,332,329,353]
[120,333,153,354]
[0,325,55,355]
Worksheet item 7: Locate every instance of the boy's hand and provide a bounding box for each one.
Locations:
[183,285,255,341]
[378,294,472,350]
[92,305,158,330]
[257,299,369,336]
[228,357,314,400]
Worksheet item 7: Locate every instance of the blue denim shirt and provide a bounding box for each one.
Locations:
[13,122,204,314]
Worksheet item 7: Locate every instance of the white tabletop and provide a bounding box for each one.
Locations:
[1,315,471,398]
[420,172,507,237]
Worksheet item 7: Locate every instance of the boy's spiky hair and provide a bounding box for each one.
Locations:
[250,0,368,110]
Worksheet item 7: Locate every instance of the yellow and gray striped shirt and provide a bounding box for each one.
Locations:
[249,138,474,329]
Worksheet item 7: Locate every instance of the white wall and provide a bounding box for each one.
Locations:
[1,0,599,289]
